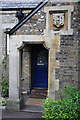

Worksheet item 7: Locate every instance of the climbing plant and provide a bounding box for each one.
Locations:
[1,56,9,98]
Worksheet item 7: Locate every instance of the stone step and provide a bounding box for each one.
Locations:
[29,94,46,99]
[29,89,47,99]
[31,89,47,95]
[21,105,44,112]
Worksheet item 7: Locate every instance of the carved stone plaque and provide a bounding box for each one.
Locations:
[53,13,64,28]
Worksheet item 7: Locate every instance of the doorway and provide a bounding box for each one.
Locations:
[31,44,48,89]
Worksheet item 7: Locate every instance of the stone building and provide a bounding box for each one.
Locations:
[0,0,79,110]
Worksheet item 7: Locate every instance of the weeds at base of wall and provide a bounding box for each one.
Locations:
[0,97,7,106]
[1,76,9,106]
[1,77,9,98]
[1,56,9,106]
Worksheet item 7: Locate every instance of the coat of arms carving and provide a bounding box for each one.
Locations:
[53,13,64,28]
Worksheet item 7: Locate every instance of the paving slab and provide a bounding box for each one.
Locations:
[2,109,44,119]
[21,105,44,112]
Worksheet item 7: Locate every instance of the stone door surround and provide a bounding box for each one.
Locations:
[6,34,60,111]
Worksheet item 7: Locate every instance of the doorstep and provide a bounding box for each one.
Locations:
[21,105,44,113]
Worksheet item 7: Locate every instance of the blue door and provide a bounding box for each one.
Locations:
[31,45,48,88]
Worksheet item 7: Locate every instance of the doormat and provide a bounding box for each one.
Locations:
[25,98,44,106]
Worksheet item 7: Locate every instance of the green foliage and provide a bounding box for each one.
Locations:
[42,85,80,119]
[1,56,9,98]
[0,56,9,106]
[2,77,9,98]
[2,56,7,68]
[78,49,80,53]
[0,97,7,106]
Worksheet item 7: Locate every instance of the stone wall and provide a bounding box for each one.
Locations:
[0,11,18,87]
[15,2,79,89]
[16,8,46,35]
[57,3,79,89]
[56,35,78,88]
[21,45,31,93]
[0,1,79,96]
[78,2,80,88]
